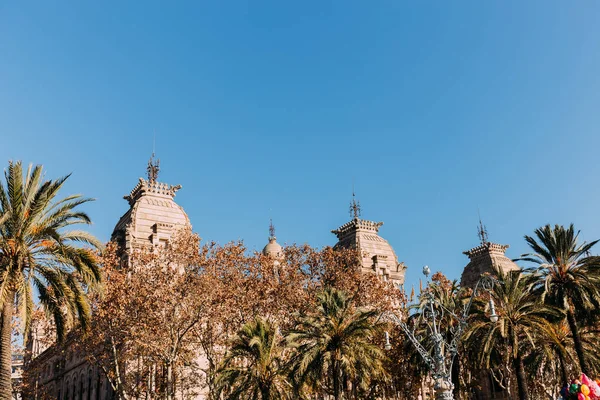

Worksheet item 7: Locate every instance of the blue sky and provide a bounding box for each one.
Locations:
[1,1,600,292]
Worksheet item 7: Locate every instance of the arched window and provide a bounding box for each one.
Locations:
[65,380,70,400]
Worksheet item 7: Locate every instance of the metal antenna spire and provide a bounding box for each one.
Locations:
[269,218,276,239]
[147,132,160,183]
[349,183,361,219]
[477,209,488,245]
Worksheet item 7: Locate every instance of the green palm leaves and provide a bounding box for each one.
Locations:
[464,270,562,400]
[288,288,387,400]
[519,224,600,375]
[216,288,387,400]
[216,318,291,400]
[0,161,101,397]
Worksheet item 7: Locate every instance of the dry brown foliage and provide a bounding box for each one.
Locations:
[25,228,411,399]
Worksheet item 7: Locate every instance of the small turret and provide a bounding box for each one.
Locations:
[262,219,283,261]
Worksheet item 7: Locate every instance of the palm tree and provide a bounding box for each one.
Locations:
[523,322,571,391]
[215,317,291,400]
[287,287,387,400]
[463,270,562,400]
[0,161,101,398]
[518,224,600,375]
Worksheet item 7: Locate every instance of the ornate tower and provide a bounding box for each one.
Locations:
[111,154,190,254]
[331,193,407,286]
[460,220,520,288]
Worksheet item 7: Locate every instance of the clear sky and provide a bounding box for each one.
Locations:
[2,1,600,292]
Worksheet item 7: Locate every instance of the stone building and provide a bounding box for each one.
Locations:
[111,161,189,252]
[24,155,193,400]
[23,158,407,399]
[331,194,407,286]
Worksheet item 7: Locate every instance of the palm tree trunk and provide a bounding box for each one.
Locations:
[0,291,15,400]
[260,384,270,400]
[566,307,590,375]
[332,360,341,400]
[514,354,529,400]
[557,350,569,386]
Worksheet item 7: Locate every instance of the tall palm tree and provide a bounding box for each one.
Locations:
[518,224,600,375]
[463,270,562,400]
[523,322,571,390]
[287,287,387,400]
[215,317,291,400]
[0,161,101,398]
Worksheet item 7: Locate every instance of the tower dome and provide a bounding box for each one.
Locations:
[331,193,406,286]
[262,220,283,260]
[460,220,520,288]
[111,154,190,253]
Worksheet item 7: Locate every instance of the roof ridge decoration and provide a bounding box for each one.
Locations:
[332,218,384,238]
[463,241,509,257]
[124,178,182,206]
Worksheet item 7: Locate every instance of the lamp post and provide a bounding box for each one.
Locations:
[386,266,497,400]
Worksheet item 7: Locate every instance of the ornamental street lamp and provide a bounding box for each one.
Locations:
[386,266,498,400]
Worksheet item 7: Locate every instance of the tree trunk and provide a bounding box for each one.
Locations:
[514,354,529,400]
[566,307,590,375]
[0,290,15,400]
[557,350,569,386]
[165,361,173,400]
[260,383,271,400]
[332,360,341,400]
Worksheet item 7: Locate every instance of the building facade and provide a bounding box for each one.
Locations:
[24,156,193,400]
[24,157,410,399]
[331,195,407,287]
